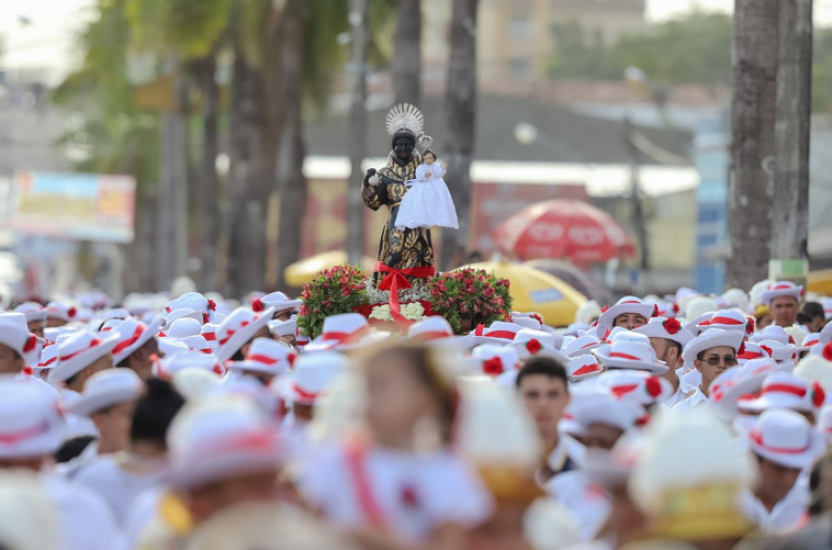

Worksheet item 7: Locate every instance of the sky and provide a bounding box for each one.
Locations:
[1,0,830,84]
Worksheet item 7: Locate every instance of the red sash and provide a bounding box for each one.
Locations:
[345,443,386,531]
[374,261,435,329]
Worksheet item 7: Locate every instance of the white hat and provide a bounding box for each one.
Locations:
[722,289,750,312]
[566,355,603,382]
[595,297,655,335]
[682,312,714,338]
[681,329,744,370]
[512,315,542,331]
[48,329,119,384]
[304,313,390,352]
[167,394,281,490]
[717,358,779,418]
[470,321,523,345]
[216,307,276,363]
[821,323,832,346]
[697,309,749,334]
[201,323,220,351]
[575,300,603,326]
[800,333,820,351]
[633,316,692,347]
[180,335,214,354]
[593,341,667,375]
[402,316,474,349]
[254,292,301,315]
[158,336,191,359]
[14,302,46,324]
[268,318,298,339]
[228,338,296,377]
[570,388,646,434]
[70,368,145,417]
[0,470,61,550]
[684,296,718,322]
[167,318,203,339]
[163,292,213,323]
[0,375,67,458]
[156,350,226,379]
[44,301,78,323]
[737,342,772,364]
[291,351,350,405]
[594,370,673,406]
[747,409,823,470]
[818,404,832,439]
[761,281,804,306]
[36,344,59,373]
[608,328,651,346]
[823,298,832,320]
[172,369,223,400]
[0,314,41,368]
[756,340,798,365]
[162,308,204,328]
[112,316,163,365]
[565,335,602,358]
[467,345,520,377]
[509,328,568,363]
[739,372,824,414]
[750,325,792,346]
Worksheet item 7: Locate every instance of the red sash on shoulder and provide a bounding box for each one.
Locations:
[345,442,387,531]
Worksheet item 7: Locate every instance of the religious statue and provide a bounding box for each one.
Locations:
[362,104,437,288]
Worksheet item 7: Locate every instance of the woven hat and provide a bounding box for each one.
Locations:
[70,368,145,417]
[595,296,655,335]
[304,313,390,352]
[680,329,744,370]
[633,317,692,347]
[761,281,804,306]
[747,409,823,470]
[48,329,119,384]
[228,338,296,377]
[290,351,350,405]
[0,375,67,458]
[594,341,668,375]
[216,307,276,363]
[112,316,163,365]
[167,394,281,490]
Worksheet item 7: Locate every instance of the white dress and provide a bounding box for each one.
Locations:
[395,163,459,230]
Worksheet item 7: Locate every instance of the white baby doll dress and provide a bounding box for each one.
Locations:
[395,162,459,230]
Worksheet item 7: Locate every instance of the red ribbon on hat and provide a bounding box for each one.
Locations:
[203,331,217,342]
[609,352,643,361]
[409,330,454,343]
[60,338,103,362]
[22,335,37,354]
[749,429,810,454]
[526,339,542,355]
[374,261,435,329]
[0,420,51,444]
[246,354,279,366]
[761,383,807,397]
[708,316,746,326]
[113,325,146,356]
[293,383,320,403]
[484,330,518,341]
[319,326,371,347]
[572,363,601,376]
[483,357,504,376]
[611,384,638,397]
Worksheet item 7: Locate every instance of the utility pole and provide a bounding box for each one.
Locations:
[623,118,650,292]
[346,0,369,266]
[770,0,812,283]
[728,0,780,291]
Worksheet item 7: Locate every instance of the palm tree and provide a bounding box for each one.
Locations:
[393,0,422,106]
[729,0,779,289]
[442,0,479,270]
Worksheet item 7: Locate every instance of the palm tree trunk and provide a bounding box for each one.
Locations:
[728,0,779,289]
[195,56,220,292]
[228,41,267,298]
[442,0,478,270]
[275,0,307,292]
[393,0,422,106]
[346,0,369,265]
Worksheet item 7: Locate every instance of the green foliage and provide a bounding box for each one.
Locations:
[427,269,513,334]
[297,265,369,338]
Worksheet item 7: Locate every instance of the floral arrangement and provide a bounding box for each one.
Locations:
[427,269,513,334]
[369,302,426,323]
[297,265,368,339]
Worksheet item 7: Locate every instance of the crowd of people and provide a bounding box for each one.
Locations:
[1,276,832,550]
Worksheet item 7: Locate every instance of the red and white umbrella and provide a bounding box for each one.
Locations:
[493,199,635,264]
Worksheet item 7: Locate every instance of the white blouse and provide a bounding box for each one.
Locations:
[300,444,493,543]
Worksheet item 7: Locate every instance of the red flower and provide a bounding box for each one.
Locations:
[22,366,33,376]
[23,335,37,353]
[207,299,217,312]
[213,364,224,375]
[601,306,610,314]
[252,299,265,313]
[738,342,747,357]
[823,342,832,362]
[672,302,680,314]
[67,307,77,319]
[652,304,660,318]
[645,376,663,398]
[526,339,542,355]
[746,317,755,335]
[813,382,826,408]
[483,357,504,376]
[662,318,682,335]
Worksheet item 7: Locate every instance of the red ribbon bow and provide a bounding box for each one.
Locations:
[374,262,435,329]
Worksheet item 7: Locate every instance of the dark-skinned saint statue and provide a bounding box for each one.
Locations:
[362,104,436,288]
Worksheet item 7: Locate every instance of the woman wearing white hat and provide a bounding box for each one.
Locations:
[673,329,744,412]
[740,409,823,534]
[299,345,491,547]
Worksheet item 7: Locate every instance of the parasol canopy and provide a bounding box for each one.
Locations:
[493,199,635,263]
[284,251,375,288]
[459,261,587,327]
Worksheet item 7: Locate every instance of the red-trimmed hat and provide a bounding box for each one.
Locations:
[595,370,673,406]
[681,329,744,370]
[47,329,119,384]
[70,368,145,417]
[595,296,655,335]
[761,281,804,307]
[594,341,668,375]
[304,313,390,352]
[633,317,692,347]
[14,302,46,324]
[215,307,276,362]
[747,409,823,470]
[290,351,349,405]
[228,338,296,377]
[566,355,603,382]
[470,321,523,345]
[468,345,520,377]
[510,328,568,363]
[0,377,66,458]
[403,317,474,349]
[739,372,823,414]
[696,310,748,334]
[112,316,163,365]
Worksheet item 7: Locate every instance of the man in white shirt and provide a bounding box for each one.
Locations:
[634,316,693,407]
[673,329,743,412]
[740,409,823,534]
[0,375,126,550]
